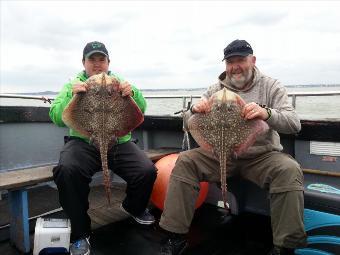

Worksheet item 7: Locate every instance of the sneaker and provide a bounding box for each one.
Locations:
[268,246,295,255]
[70,237,90,255]
[159,235,188,255]
[120,204,155,225]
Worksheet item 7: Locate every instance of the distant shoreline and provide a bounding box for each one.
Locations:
[4,84,340,95]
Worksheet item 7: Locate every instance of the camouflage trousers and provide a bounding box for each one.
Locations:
[159,148,307,249]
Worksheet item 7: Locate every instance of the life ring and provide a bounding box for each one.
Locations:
[151,153,209,210]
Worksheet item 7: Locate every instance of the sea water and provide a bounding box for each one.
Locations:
[1,86,339,120]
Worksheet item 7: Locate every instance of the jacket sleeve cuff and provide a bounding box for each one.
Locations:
[265,109,277,126]
[131,87,136,98]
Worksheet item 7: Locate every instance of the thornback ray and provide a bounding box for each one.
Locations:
[62,72,144,204]
[188,88,269,210]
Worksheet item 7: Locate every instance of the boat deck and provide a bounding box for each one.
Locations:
[0,183,273,255]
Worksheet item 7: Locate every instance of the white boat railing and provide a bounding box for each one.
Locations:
[1,91,340,109]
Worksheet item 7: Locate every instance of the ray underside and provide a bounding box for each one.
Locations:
[188,102,261,210]
[62,73,144,204]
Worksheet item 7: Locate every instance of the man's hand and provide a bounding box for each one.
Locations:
[242,102,269,120]
[72,82,88,94]
[191,98,212,113]
[119,81,133,97]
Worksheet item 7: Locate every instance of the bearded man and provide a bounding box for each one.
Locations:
[157,40,307,255]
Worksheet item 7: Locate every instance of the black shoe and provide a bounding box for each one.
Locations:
[159,235,188,255]
[268,246,295,255]
[120,204,155,225]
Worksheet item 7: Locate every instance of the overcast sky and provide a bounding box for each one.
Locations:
[1,0,340,93]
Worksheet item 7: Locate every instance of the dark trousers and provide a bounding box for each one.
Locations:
[53,138,157,241]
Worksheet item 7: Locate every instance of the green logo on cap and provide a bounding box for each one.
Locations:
[91,42,102,49]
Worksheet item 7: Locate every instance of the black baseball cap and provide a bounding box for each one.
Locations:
[222,39,253,61]
[83,41,109,60]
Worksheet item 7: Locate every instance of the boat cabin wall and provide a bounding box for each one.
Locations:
[1,106,339,216]
[2,106,339,172]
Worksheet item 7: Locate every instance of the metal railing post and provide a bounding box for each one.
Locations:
[292,95,297,108]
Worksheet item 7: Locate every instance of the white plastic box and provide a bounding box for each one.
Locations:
[33,218,71,255]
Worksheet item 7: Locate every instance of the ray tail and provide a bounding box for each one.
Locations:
[99,141,111,204]
[218,127,229,210]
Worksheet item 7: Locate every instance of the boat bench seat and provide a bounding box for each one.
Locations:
[0,148,180,253]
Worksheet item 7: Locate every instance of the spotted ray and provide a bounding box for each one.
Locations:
[62,73,144,204]
[188,88,269,209]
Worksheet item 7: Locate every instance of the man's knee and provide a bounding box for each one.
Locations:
[270,158,303,193]
[169,151,204,186]
[280,160,302,183]
[173,150,203,172]
[171,151,195,176]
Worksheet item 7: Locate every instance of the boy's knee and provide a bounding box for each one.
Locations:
[138,162,157,182]
[146,165,157,180]
[53,164,84,181]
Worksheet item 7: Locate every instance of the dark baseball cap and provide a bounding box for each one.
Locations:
[222,39,253,61]
[83,41,109,59]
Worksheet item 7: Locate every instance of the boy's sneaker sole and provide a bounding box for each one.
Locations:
[70,237,90,255]
[70,251,90,255]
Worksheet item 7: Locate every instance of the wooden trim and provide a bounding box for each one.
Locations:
[0,165,54,191]
[303,168,340,178]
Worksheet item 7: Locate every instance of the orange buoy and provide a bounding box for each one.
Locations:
[151,153,209,210]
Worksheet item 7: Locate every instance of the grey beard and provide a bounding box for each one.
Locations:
[229,69,253,89]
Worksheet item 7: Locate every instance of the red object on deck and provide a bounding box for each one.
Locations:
[151,153,209,211]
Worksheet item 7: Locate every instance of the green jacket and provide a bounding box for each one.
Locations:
[49,70,147,144]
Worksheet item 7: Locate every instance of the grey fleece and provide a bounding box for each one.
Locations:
[186,66,301,159]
